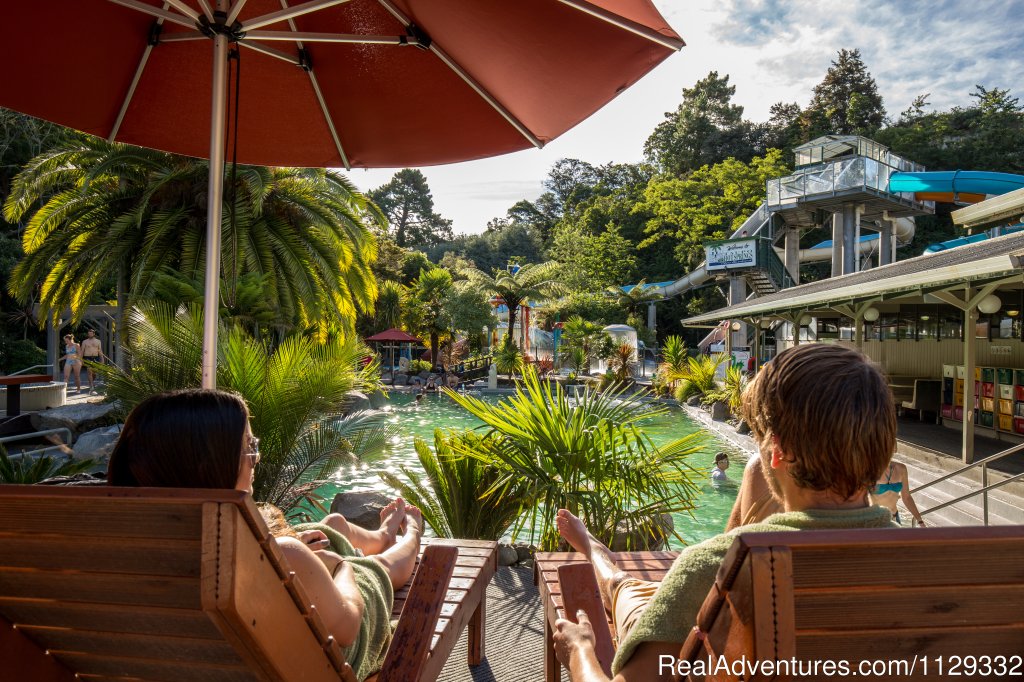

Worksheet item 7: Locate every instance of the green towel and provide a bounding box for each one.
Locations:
[294,523,394,682]
[611,506,896,674]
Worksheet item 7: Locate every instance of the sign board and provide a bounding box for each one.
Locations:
[705,238,758,272]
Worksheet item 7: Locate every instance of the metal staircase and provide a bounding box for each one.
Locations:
[742,238,795,296]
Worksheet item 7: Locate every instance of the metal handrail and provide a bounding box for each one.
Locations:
[8,364,54,377]
[0,427,74,459]
[912,440,1024,526]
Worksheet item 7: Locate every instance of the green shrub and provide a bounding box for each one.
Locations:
[408,359,433,374]
[445,369,703,550]
[0,338,46,375]
[0,443,95,484]
[495,336,524,376]
[379,430,529,540]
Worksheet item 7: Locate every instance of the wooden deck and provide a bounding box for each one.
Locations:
[534,550,677,682]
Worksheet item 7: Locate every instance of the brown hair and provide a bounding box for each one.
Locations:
[108,389,250,489]
[741,344,895,500]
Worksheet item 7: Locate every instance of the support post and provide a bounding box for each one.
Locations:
[784,227,800,284]
[647,301,657,333]
[831,213,842,277]
[879,219,893,267]
[842,202,857,275]
[728,276,747,352]
[46,317,59,381]
[201,10,230,389]
[963,291,977,465]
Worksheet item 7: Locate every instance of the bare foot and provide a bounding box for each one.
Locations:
[378,497,406,549]
[556,509,593,558]
[403,503,424,540]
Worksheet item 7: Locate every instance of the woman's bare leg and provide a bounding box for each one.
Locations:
[370,503,424,590]
[321,498,405,556]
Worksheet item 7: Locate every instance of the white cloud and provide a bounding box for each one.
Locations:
[352,0,1024,236]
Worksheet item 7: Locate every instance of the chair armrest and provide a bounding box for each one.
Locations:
[377,544,458,682]
[557,563,616,677]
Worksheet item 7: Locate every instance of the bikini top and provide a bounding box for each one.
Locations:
[872,464,902,495]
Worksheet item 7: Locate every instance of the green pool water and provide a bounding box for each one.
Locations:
[319,392,743,548]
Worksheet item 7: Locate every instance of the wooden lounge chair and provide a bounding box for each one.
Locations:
[537,526,1024,681]
[0,485,497,682]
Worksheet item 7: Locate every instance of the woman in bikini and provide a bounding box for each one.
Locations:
[59,333,83,392]
[870,460,926,526]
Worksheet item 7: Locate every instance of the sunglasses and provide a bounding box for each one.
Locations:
[244,437,260,466]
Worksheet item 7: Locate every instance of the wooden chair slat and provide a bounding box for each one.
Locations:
[0,569,202,609]
[48,651,256,682]
[793,583,1024,629]
[0,600,221,639]
[0,536,202,576]
[17,625,244,664]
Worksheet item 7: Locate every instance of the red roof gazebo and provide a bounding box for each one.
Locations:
[365,329,422,383]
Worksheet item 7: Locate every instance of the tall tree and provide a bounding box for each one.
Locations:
[368,168,453,248]
[463,261,564,347]
[411,267,453,365]
[640,150,790,270]
[4,137,379,333]
[644,71,755,176]
[806,49,885,136]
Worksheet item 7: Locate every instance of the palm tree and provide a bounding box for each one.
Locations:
[607,278,662,320]
[412,267,453,367]
[446,370,703,550]
[375,280,405,332]
[4,136,381,336]
[462,261,564,347]
[98,301,395,510]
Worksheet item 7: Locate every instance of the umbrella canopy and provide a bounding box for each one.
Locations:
[0,0,682,386]
[2,0,682,168]
[364,328,421,343]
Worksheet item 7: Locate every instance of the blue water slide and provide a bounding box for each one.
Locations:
[889,170,1024,196]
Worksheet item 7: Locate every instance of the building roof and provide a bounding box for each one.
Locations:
[952,186,1024,231]
[363,328,422,343]
[683,231,1024,325]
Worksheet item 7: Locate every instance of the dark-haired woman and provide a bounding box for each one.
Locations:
[107,389,422,681]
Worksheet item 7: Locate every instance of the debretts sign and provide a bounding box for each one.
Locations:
[705,238,758,271]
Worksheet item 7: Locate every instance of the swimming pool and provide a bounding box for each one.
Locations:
[320,392,742,548]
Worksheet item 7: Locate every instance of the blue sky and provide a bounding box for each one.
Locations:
[349,0,1024,235]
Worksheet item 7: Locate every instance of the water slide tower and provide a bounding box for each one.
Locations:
[769,135,934,278]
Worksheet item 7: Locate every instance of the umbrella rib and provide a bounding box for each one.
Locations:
[556,0,685,51]
[306,70,352,170]
[242,0,355,31]
[162,0,201,22]
[239,39,302,65]
[226,0,249,25]
[376,0,543,149]
[246,30,406,45]
[105,0,197,29]
[197,0,214,20]
[159,30,207,42]
[109,0,177,142]
[263,0,351,170]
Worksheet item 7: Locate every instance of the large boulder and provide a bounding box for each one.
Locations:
[497,543,520,567]
[344,391,371,413]
[72,424,122,462]
[610,513,675,552]
[710,400,730,422]
[367,389,389,409]
[30,401,119,441]
[329,491,391,530]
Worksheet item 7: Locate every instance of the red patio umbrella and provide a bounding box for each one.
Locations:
[0,0,682,387]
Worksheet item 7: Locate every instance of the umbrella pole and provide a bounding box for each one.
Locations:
[201,11,230,389]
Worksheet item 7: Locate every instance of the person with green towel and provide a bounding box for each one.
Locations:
[553,343,899,681]
[107,388,422,681]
